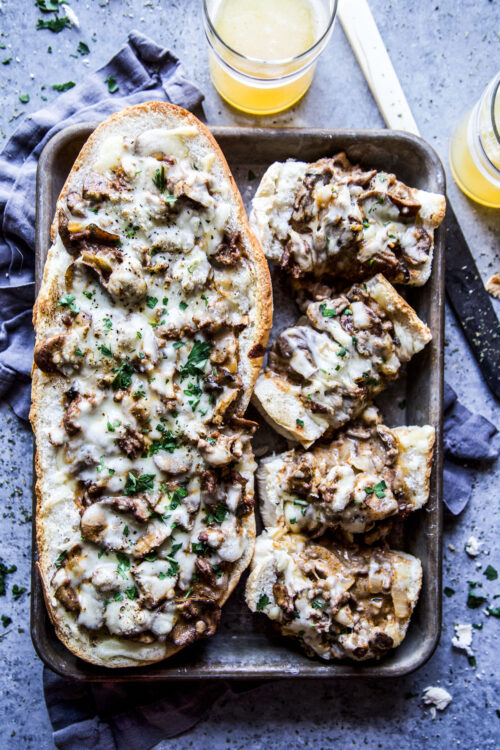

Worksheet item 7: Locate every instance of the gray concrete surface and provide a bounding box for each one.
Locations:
[0,0,499,748]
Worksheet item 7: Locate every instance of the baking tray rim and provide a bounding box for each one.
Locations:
[32,122,444,680]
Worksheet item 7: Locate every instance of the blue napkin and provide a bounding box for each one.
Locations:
[1,29,498,750]
[0,29,203,421]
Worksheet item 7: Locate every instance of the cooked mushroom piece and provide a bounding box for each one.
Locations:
[197,434,243,466]
[55,582,80,612]
[170,596,221,646]
[80,496,149,547]
[82,172,114,201]
[153,452,192,475]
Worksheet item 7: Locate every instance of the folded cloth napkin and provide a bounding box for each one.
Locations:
[0,29,203,421]
[443,382,500,514]
[2,28,499,750]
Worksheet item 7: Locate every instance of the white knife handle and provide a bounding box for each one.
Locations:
[338,0,420,136]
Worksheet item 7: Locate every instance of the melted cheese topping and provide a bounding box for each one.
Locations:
[259,410,435,538]
[36,125,259,650]
[251,154,445,285]
[253,274,431,446]
[247,531,422,661]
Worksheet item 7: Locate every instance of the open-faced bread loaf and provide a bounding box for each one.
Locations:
[30,102,272,667]
[250,152,445,286]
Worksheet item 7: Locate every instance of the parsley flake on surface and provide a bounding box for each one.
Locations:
[100,344,113,357]
[124,472,155,496]
[77,40,90,55]
[54,551,67,568]
[2,57,12,65]
[56,293,79,313]
[52,81,75,92]
[104,75,119,93]
[179,340,211,380]
[467,588,487,609]
[19,94,30,104]
[256,593,270,611]
[0,561,17,596]
[311,598,325,609]
[443,586,455,598]
[152,165,166,192]
[485,565,498,581]
[36,16,71,33]
[12,585,26,601]
[205,502,229,525]
[296,418,304,427]
[111,360,134,390]
[319,303,337,318]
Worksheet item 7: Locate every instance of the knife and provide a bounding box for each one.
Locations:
[339,0,500,398]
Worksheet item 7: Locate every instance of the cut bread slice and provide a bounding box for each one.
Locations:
[245,529,422,661]
[253,274,431,447]
[250,152,445,286]
[31,102,272,667]
[257,406,435,537]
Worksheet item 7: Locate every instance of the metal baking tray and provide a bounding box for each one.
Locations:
[32,124,444,681]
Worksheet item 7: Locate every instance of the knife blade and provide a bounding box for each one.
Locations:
[339,0,500,398]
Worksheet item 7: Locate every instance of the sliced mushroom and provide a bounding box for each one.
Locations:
[55,582,80,612]
[82,172,114,201]
[197,434,243,466]
[153,452,192,475]
[116,425,146,460]
[170,596,221,646]
[66,192,87,217]
[132,521,171,558]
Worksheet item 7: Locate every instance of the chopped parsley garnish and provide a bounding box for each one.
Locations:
[116,552,131,580]
[158,571,168,580]
[136,331,142,339]
[152,165,166,192]
[145,552,158,562]
[443,586,455,598]
[173,341,185,349]
[54,551,67,568]
[311,598,325,610]
[83,290,93,299]
[319,303,337,318]
[2,58,12,65]
[205,502,229,525]
[148,429,178,456]
[201,294,208,306]
[343,308,353,316]
[125,586,137,600]
[133,388,146,399]
[96,456,114,476]
[122,525,129,536]
[248,169,256,181]
[124,472,155,496]
[103,317,112,330]
[184,381,202,411]
[125,224,140,238]
[256,593,270,611]
[113,593,123,601]
[77,41,90,55]
[146,296,158,309]
[179,340,211,380]
[164,194,177,205]
[296,418,304,427]
[52,81,75,92]
[179,301,188,310]
[293,498,309,516]
[104,75,119,93]
[166,557,180,577]
[485,565,498,581]
[56,293,79,314]
[192,541,211,557]
[337,347,347,358]
[100,344,113,357]
[36,17,71,33]
[365,480,387,499]
[75,348,84,357]
[363,220,370,229]
[487,606,500,617]
[107,420,120,432]
[1,615,12,628]
[111,360,134,390]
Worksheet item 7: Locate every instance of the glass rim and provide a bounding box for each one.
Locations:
[202,0,338,67]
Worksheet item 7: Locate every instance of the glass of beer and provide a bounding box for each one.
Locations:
[203,0,338,115]
[449,72,500,208]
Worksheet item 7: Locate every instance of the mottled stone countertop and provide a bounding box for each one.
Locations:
[0,0,499,748]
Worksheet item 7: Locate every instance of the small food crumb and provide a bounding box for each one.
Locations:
[451,623,474,657]
[422,686,453,718]
[465,536,481,557]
